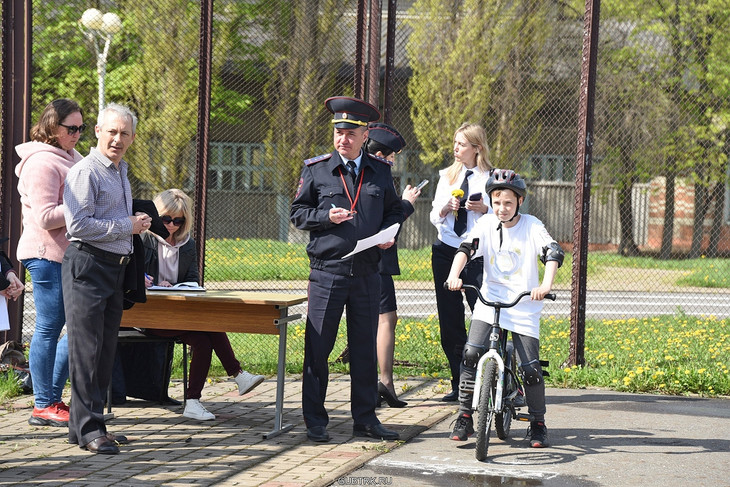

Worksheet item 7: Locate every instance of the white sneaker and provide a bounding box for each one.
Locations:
[235,371,265,395]
[182,399,215,421]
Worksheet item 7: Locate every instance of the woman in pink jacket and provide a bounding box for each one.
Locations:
[15,99,84,427]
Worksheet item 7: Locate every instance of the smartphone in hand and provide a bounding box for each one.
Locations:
[416,179,429,191]
[468,192,482,201]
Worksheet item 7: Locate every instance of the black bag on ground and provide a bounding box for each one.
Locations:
[112,339,175,403]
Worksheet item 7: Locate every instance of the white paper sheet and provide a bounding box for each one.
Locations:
[0,296,9,331]
[341,223,400,259]
[148,282,206,291]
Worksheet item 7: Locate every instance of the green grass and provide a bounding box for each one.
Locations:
[177,311,730,398]
[0,370,22,401]
[203,238,730,289]
[540,312,730,396]
[203,238,589,285]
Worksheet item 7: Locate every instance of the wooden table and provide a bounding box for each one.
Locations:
[121,290,307,439]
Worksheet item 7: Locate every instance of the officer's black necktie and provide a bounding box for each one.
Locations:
[346,160,357,183]
[453,169,473,236]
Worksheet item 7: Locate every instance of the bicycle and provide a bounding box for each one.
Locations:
[444,282,555,461]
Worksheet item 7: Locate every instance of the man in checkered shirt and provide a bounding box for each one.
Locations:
[62,103,152,455]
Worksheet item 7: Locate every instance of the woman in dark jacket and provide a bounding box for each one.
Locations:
[365,124,421,408]
[142,189,264,421]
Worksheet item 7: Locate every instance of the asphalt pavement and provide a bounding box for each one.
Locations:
[1,376,728,486]
[343,387,730,487]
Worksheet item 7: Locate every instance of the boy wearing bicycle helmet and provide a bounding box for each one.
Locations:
[444,169,563,448]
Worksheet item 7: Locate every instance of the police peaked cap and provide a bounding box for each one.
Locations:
[325,96,380,129]
[367,123,406,153]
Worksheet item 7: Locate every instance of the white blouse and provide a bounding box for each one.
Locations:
[154,233,190,284]
[429,165,490,248]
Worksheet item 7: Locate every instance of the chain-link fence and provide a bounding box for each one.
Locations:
[4,0,730,374]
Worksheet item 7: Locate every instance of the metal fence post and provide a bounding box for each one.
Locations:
[570,0,601,367]
[1,0,31,343]
[194,0,214,284]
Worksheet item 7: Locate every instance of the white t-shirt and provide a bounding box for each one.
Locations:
[466,213,556,339]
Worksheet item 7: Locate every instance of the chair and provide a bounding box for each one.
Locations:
[105,328,188,416]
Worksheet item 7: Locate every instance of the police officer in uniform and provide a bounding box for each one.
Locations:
[291,97,403,442]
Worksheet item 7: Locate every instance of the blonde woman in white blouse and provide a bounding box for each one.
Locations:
[429,123,492,402]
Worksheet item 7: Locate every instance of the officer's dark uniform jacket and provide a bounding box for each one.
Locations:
[291,151,403,277]
[378,199,414,276]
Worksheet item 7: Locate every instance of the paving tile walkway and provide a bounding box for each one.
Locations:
[0,375,457,486]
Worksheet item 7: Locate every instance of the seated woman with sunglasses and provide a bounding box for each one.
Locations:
[141,189,265,421]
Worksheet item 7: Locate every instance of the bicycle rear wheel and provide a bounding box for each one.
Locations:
[475,360,498,461]
[495,341,516,440]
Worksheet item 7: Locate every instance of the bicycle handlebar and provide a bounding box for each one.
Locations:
[442,282,556,308]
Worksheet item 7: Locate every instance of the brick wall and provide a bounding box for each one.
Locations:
[646,176,730,252]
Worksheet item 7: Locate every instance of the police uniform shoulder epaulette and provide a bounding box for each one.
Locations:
[304,153,332,166]
[370,153,393,166]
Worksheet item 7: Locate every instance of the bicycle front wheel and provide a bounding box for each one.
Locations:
[495,341,516,440]
[475,360,498,461]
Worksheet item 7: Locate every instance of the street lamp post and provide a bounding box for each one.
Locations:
[79,8,122,114]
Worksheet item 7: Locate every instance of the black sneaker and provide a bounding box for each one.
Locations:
[527,421,549,448]
[449,413,474,441]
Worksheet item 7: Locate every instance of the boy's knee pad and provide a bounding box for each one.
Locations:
[459,378,475,393]
[519,359,543,385]
[462,343,486,369]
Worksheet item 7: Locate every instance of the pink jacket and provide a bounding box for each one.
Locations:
[15,141,83,263]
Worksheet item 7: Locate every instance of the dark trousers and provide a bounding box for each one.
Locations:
[303,269,380,427]
[431,240,482,392]
[147,329,241,399]
[63,244,126,446]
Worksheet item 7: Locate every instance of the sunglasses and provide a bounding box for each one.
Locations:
[59,123,87,135]
[161,215,186,226]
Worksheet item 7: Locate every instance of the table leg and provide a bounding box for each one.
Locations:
[263,312,299,439]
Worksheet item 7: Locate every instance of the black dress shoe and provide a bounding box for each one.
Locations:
[353,423,399,441]
[378,382,407,408]
[442,390,458,402]
[83,436,120,455]
[106,432,129,445]
[306,425,330,442]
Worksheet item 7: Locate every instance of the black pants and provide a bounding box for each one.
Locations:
[63,244,126,446]
[303,269,380,427]
[431,240,483,392]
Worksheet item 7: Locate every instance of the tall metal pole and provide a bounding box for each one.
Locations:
[355,0,367,99]
[366,0,382,106]
[194,0,214,284]
[0,0,31,343]
[382,0,397,124]
[569,0,601,367]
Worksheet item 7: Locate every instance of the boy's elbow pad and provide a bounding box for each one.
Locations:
[541,242,564,267]
[456,238,478,261]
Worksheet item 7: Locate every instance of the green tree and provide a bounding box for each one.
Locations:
[31,0,112,155]
[262,0,347,189]
[624,1,730,258]
[406,0,553,169]
[592,18,671,256]
[32,0,256,195]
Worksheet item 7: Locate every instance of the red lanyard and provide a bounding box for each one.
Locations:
[339,166,363,212]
